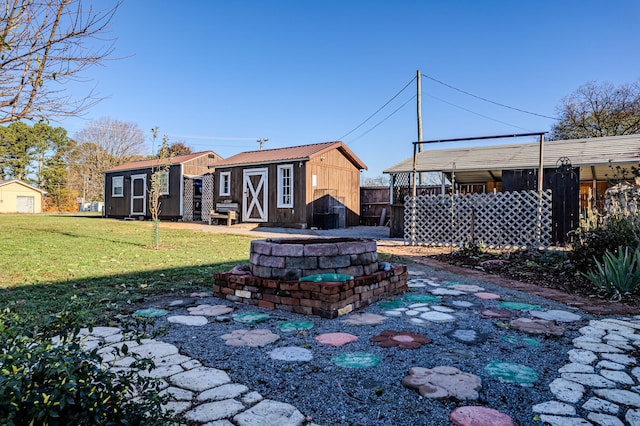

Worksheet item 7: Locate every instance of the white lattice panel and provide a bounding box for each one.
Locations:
[183,177,194,222]
[404,190,552,249]
[202,174,214,223]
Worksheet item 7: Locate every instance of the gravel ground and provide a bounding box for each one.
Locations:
[145,261,590,426]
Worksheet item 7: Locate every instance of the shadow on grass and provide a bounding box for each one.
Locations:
[0,260,244,328]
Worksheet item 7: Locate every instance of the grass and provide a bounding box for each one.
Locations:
[0,215,253,326]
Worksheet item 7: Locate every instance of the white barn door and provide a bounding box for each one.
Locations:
[242,168,268,222]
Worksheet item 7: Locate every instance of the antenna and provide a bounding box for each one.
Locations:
[257,138,269,150]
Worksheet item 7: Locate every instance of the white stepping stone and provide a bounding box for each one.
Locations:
[408,303,429,308]
[450,284,485,292]
[405,310,420,316]
[425,280,441,287]
[572,341,622,353]
[184,399,245,423]
[531,309,582,322]
[419,311,456,323]
[409,318,427,325]
[558,363,594,374]
[408,282,427,288]
[414,307,431,312]
[430,288,465,296]
[599,370,634,385]
[169,367,231,392]
[431,306,456,313]
[452,301,473,308]
[594,389,640,407]
[268,347,313,362]
[587,413,624,426]
[233,400,305,426]
[385,310,403,317]
[601,353,636,365]
[550,378,585,403]
[198,384,249,401]
[168,315,208,326]
[532,401,576,415]
[538,415,591,425]
[579,326,606,338]
[560,373,616,388]
[568,349,598,365]
[582,397,619,415]
[626,409,640,425]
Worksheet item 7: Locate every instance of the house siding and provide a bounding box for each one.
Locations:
[0,181,44,213]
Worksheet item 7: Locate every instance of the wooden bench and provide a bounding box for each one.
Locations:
[209,202,239,226]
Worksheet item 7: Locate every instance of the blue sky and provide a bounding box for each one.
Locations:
[58,0,640,179]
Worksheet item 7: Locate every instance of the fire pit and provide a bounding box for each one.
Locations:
[213,237,408,318]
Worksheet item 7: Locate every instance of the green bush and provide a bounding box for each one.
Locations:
[582,246,640,296]
[0,300,172,425]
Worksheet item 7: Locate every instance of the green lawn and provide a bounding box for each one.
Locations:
[0,215,253,325]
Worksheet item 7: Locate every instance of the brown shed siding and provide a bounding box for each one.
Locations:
[183,153,222,176]
[306,150,361,227]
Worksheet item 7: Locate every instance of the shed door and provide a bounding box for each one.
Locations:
[242,168,268,222]
[131,174,147,216]
[16,196,34,213]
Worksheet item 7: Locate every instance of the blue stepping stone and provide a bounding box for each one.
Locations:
[485,360,538,386]
[134,308,168,317]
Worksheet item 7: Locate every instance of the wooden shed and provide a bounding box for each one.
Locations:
[212,141,367,228]
[104,151,222,221]
[0,180,46,213]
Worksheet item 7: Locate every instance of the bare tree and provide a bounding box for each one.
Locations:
[0,0,119,123]
[551,81,640,140]
[70,117,146,201]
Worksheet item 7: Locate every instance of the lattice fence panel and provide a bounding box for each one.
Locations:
[202,174,214,223]
[404,190,552,249]
[183,177,194,222]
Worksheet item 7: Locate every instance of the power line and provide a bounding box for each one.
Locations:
[421,73,557,120]
[338,76,416,140]
[426,93,532,132]
[347,95,417,144]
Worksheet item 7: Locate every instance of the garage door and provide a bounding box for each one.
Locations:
[16,196,34,213]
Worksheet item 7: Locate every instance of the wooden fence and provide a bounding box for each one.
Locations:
[404,190,552,249]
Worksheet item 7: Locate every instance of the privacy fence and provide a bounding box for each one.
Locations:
[404,190,552,249]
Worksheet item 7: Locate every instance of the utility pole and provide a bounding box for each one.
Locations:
[416,69,423,185]
[257,138,268,150]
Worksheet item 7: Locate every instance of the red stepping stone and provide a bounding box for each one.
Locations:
[315,332,358,347]
[450,406,514,426]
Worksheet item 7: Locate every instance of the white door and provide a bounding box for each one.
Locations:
[16,196,34,213]
[242,168,268,222]
[131,174,147,216]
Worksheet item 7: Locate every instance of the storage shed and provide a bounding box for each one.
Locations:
[0,180,46,213]
[212,141,367,228]
[104,151,222,221]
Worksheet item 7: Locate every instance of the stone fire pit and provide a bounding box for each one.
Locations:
[213,237,408,318]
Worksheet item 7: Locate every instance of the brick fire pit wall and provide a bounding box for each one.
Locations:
[249,238,379,280]
[213,265,408,319]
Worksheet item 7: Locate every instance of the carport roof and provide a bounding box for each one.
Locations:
[383,134,640,183]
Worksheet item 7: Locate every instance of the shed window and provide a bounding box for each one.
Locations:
[277,164,294,208]
[112,176,124,197]
[220,172,231,196]
[157,171,169,195]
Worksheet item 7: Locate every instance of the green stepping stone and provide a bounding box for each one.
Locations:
[278,321,314,332]
[233,312,271,324]
[331,352,381,369]
[134,308,168,317]
[501,335,540,347]
[442,281,464,286]
[498,302,542,311]
[378,300,406,309]
[484,360,538,386]
[501,335,519,345]
[522,337,540,347]
[405,294,441,303]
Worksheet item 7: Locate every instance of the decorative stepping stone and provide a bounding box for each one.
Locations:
[134,308,168,317]
[277,321,314,332]
[408,281,427,288]
[402,366,482,400]
[408,318,427,325]
[485,360,538,386]
[532,401,576,415]
[331,352,380,368]
[432,306,456,313]
[378,300,406,309]
[414,307,431,312]
[315,332,358,347]
[370,330,431,349]
[530,309,582,322]
[481,308,516,320]
[443,281,464,286]
[451,284,485,292]
[220,329,280,347]
[167,315,208,326]
[474,292,500,300]
[384,310,404,317]
[405,294,441,303]
[549,378,585,403]
[419,311,456,323]
[430,288,465,296]
[448,329,486,345]
[405,310,420,316]
[268,346,313,362]
[190,292,212,298]
[510,318,565,336]
[233,400,306,425]
[452,301,474,308]
[450,406,514,426]
[188,304,234,317]
[340,313,387,326]
[499,301,542,311]
[233,312,271,324]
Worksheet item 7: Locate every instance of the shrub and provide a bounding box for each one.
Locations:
[0,299,172,425]
[582,246,640,296]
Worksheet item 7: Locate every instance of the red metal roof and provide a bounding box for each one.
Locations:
[104,151,219,173]
[214,141,367,169]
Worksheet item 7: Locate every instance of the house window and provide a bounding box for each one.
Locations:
[277,164,294,208]
[153,171,169,195]
[220,171,231,196]
[112,176,124,197]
